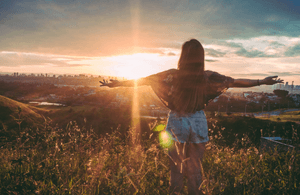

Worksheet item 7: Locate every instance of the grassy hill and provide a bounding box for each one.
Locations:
[44,105,156,138]
[0,94,156,138]
[0,95,45,130]
[0,95,299,194]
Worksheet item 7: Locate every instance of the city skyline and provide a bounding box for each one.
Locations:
[1,0,300,83]
[2,71,300,95]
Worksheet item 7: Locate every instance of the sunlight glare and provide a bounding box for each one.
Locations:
[154,124,166,132]
[159,131,173,148]
[131,79,140,144]
[107,53,169,79]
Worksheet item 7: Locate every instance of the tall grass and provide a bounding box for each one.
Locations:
[203,143,299,194]
[0,120,170,194]
[0,117,299,194]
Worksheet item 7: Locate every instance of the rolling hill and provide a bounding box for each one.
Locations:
[0,95,45,130]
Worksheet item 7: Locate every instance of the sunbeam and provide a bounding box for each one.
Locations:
[129,0,141,144]
[131,79,140,144]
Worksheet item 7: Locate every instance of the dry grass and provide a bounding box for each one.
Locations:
[0,117,299,194]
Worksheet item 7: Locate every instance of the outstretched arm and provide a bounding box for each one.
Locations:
[100,69,177,88]
[99,78,148,88]
[229,76,283,88]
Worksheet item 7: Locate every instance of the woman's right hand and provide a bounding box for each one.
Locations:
[99,79,120,87]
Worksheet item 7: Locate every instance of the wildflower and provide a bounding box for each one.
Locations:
[254,147,259,154]
[214,157,221,164]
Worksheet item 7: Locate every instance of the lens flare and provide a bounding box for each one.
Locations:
[159,131,173,148]
[154,124,166,132]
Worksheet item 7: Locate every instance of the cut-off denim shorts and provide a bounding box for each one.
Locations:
[165,110,209,143]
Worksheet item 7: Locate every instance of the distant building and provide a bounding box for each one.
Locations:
[243,91,252,98]
[273,83,300,94]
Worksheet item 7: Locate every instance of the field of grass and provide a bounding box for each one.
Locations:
[1,116,299,194]
[1,96,300,194]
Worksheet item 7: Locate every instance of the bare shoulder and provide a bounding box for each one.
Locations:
[205,70,234,83]
[159,68,178,75]
[148,69,178,79]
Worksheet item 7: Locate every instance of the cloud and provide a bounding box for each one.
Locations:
[224,36,300,58]
[205,59,218,62]
[235,48,275,58]
[268,71,300,76]
[214,39,277,58]
[225,71,300,79]
[0,51,91,67]
[269,41,285,48]
[1,0,300,57]
[205,48,226,57]
[220,41,244,48]
[284,44,300,57]
[0,0,137,56]
[167,52,176,56]
[0,1,14,21]
[229,73,271,77]
[131,47,179,56]
[229,71,300,81]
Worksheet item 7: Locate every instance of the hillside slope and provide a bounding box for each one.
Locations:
[0,95,45,130]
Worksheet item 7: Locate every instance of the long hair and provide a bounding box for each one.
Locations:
[171,39,206,113]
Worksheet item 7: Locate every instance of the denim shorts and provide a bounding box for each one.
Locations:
[165,110,209,143]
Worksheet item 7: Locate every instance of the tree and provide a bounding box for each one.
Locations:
[273,89,289,98]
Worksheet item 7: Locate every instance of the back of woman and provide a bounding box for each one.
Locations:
[165,39,209,195]
[170,39,206,114]
[99,38,283,195]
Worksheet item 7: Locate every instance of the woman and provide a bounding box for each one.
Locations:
[100,39,283,194]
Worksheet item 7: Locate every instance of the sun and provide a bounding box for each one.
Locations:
[107,53,167,80]
[120,68,143,80]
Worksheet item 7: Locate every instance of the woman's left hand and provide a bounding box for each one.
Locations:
[261,76,284,85]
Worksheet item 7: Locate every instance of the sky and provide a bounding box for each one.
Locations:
[0,0,300,83]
